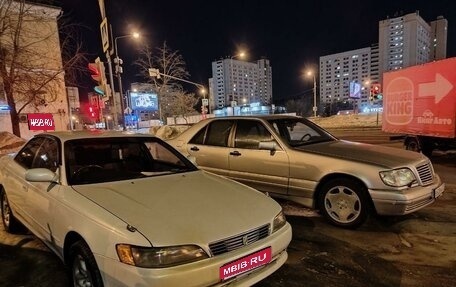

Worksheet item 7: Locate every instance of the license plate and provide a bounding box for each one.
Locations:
[433,183,445,199]
[220,247,271,280]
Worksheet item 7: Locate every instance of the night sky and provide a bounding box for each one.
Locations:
[53,0,456,104]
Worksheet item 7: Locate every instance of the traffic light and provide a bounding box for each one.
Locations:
[88,106,95,118]
[114,57,123,75]
[88,104,101,121]
[372,84,382,100]
[369,86,374,102]
[88,58,109,97]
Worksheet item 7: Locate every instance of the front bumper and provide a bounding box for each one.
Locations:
[369,174,445,215]
[94,222,292,287]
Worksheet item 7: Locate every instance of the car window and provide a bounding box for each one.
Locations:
[235,120,272,149]
[32,138,59,172]
[146,142,187,169]
[14,137,45,169]
[204,120,234,147]
[189,126,206,145]
[66,137,197,185]
[269,118,334,147]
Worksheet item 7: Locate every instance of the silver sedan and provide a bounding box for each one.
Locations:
[168,115,445,229]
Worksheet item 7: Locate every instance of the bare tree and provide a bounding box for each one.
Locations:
[135,41,191,123]
[0,0,85,137]
[286,99,308,116]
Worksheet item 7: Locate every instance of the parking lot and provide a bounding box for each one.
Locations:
[257,185,456,287]
[256,152,456,287]
[1,131,455,286]
[1,182,455,286]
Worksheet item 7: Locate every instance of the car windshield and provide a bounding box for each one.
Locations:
[268,118,336,147]
[65,137,197,185]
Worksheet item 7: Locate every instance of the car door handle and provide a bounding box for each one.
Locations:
[190,146,199,151]
[230,151,242,156]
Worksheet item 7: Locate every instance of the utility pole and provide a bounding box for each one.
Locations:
[106,42,118,126]
[98,0,119,128]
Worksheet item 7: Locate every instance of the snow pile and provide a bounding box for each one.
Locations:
[0,131,26,155]
[310,113,383,129]
[149,125,190,140]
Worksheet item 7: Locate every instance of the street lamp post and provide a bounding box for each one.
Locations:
[106,53,118,126]
[114,32,139,130]
[312,74,317,117]
[307,70,317,117]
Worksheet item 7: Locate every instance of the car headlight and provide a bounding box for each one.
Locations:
[116,244,209,268]
[379,168,416,187]
[272,211,287,233]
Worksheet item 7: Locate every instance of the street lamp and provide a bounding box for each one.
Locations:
[229,51,246,105]
[114,32,140,130]
[307,70,317,117]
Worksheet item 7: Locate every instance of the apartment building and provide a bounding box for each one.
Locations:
[319,48,372,111]
[209,58,273,111]
[378,11,447,79]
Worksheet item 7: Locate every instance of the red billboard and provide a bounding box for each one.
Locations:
[27,113,55,131]
[382,58,456,138]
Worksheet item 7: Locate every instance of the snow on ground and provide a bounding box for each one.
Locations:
[0,131,26,155]
[310,113,382,128]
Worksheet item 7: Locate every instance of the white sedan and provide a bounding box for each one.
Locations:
[0,131,291,287]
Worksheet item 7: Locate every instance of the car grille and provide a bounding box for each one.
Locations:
[209,224,270,256]
[416,162,434,185]
[405,196,434,212]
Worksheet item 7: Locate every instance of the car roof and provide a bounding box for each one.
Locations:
[205,114,302,121]
[35,130,155,142]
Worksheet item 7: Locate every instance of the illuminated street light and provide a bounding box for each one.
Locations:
[114,32,140,130]
[306,70,317,117]
[200,87,207,98]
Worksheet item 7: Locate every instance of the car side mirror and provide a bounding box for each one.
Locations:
[258,141,277,151]
[25,168,59,183]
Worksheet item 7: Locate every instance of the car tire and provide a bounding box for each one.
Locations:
[1,189,22,233]
[318,178,370,229]
[69,241,104,287]
[405,137,420,152]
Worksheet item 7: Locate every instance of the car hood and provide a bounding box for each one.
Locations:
[72,170,281,246]
[296,140,427,168]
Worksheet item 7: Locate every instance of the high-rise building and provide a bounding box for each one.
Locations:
[318,11,448,114]
[378,11,447,79]
[319,47,372,112]
[430,16,448,60]
[370,43,380,85]
[209,58,273,111]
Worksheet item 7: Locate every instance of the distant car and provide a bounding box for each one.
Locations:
[168,115,445,229]
[0,131,291,287]
[336,110,354,115]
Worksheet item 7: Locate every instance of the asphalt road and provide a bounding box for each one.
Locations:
[1,132,455,287]
[255,185,456,287]
[254,141,456,287]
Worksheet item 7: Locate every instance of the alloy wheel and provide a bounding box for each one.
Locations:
[324,185,361,224]
[72,254,94,287]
